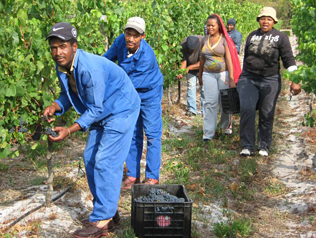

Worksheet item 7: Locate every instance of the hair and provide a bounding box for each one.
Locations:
[206,14,223,34]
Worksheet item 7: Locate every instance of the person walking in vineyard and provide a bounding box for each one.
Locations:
[198,14,240,142]
[177,35,205,116]
[227,18,242,54]
[43,22,140,237]
[103,17,163,188]
[238,7,301,157]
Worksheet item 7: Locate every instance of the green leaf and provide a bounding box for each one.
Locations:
[37,61,45,74]
[12,31,19,45]
[17,8,28,27]
[31,143,39,150]
[161,44,168,52]
[5,84,16,97]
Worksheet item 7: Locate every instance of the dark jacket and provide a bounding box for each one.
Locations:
[243,28,296,76]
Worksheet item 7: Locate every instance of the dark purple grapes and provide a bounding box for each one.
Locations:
[135,188,185,213]
[9,127,15,133]
[18,127,28,133]
[45,127,58,137]
[9,118,28,134]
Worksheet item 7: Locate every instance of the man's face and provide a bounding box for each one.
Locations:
[227,24,235,32]
[49,37,77,69]
[124,28,145,53]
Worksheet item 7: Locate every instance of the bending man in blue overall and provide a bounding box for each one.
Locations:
[103,17,163,188]
[43,22,140,238]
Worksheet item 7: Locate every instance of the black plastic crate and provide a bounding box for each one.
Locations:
[131,184,192,238]
[220,88,240,114]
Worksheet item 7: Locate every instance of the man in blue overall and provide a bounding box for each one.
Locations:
[43,22,140,237]
[103,17,163,188]
[227,18,242,54]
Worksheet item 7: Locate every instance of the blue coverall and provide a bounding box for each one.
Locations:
[54,49,140,221]
[103,34,163,180]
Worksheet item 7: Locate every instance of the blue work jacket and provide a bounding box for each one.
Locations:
[228,29,242,54]
[54,49,140,131]
[103,34,163,90]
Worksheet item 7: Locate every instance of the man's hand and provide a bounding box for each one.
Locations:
[43,102,60,123]
[290,82,301,95]
[48,127,70,142]
[177,74,184,79]
[43,105,56,123]
[176,68,189,79]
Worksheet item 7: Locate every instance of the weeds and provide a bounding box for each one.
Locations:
[213,218,252,238]
[0,163,9,171]
[30,176,46,186]
[264,178,288,196]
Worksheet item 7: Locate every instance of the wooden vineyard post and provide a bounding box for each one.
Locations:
[46,138,54,206]
[177,79,181,104]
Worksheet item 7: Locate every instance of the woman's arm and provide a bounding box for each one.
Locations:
[225,44,236,88]
[198,55,205,86]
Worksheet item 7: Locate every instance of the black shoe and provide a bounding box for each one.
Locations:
[185,111,196,117]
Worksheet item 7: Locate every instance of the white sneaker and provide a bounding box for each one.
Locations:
[259,149,269,157]
[240,148,253,156]
[224,124,233,135]
[224,128,232,135]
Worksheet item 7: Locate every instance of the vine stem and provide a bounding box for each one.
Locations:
[19,25,28,48]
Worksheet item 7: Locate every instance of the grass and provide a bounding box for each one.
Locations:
[264,177,288,196]
[30,176,47,186]
[213,218,252,238]
[159,114,264,236]
[0,163,9,171]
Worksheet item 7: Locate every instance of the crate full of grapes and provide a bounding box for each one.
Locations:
[131,184,192,238]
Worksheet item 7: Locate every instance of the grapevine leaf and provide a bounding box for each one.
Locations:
[37,61,45,74]
[5,85,16,97]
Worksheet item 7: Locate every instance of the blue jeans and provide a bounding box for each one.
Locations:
[83,107,139,222]
[187,73,204,114]
[202,71,231,140]
[126,85,163,180]
[237,70,281,152]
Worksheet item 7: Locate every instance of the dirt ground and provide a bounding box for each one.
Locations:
[1,79,316,237]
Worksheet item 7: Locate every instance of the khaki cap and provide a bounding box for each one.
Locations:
[125,17,145,34]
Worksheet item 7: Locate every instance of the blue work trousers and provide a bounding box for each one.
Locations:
[237,70,281,152]
[83,107,139,222]
[187,73,204,114]
[126,85,163,180]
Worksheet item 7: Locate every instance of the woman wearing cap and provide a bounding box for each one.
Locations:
[238,7,301,157]
[198,14,239,142]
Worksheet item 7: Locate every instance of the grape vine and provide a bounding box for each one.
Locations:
[0,0,262,158]
[287,0,316,126]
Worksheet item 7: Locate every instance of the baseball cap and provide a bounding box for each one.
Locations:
[46,22,77,41]
[125,17,145,34]
[227,18,236,26]
[186,36,199,50]
[257,7,278,23]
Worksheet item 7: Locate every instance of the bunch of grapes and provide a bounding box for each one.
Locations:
[135,188,185,213]
[44,127,58,138]
[9,118,28,133]
[18,118,28,133]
